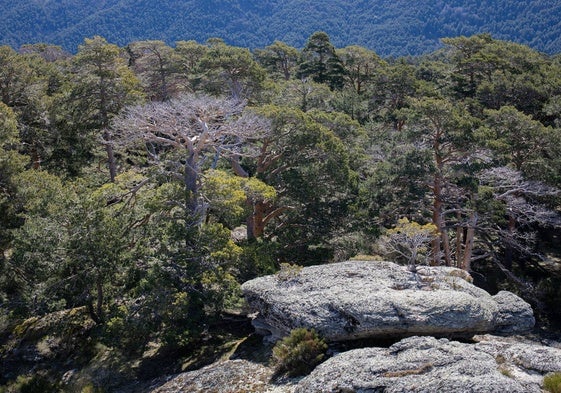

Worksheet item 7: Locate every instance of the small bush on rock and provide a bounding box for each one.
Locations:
[544,372,561,393]
[276,262,303,282]
[272,328,328,377]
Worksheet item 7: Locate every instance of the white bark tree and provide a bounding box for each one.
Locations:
[479,166,561,269]
[112,94,269,229]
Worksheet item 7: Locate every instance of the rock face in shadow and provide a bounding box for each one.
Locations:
[241,261,535,341]
[295,335,561,393]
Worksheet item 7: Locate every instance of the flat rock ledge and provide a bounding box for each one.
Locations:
[296,335,561,393]
[241,261,535,341]
[145,335,561,393]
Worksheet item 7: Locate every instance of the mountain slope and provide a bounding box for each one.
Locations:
[1,0,560,56]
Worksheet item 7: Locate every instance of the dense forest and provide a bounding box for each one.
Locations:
[1,31,561,391]
[1,0,561,56]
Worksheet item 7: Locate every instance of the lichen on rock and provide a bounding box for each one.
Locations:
[241,261,535,342]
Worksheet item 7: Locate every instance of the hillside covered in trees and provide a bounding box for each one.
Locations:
[1,31,561,391]
[1,0,561,56]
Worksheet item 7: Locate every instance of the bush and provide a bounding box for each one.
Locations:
[544,372,561,393]
[0,374,56,393]
[272,328,328,377]
[276,263,303,282]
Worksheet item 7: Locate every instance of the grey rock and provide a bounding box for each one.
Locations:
[296,335,561,393]
[149,359,298,393]
[491,291,536,335]
[241,261,534,341]
[474,334,561,387]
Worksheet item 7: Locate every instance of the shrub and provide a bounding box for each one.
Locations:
[276,263,303,282]
[0,374,56,393]
[544,372,561,393]
[272,328,328,377]
[80,383,104,393]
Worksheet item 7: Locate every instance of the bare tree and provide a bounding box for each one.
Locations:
[478,166,561,269]
[112,94,270,228]
[376,218,439,270]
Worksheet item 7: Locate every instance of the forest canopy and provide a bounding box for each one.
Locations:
[1,0,561,56]
[1,31,561,391]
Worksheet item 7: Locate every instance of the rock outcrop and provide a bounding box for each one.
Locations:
[295,335,561,393]
[241,261,535,341]
[145,335,561,393]
[149,359,298,393]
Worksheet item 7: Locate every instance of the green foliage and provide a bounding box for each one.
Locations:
[2,1,561,57]
[0,103,26,258]
[201,267,242,312]
[271,79,333,112]
[254,40,299,81]
[253,104,357,262]
[127,40,184,101]
[376,218,438,266]
[369,60,420,128]
[199,222,243,263]
[103,288,195,354]
[8,170,158,321]
[203,170,248,226]
[276,263,303,282]
[297,32,345,90]
[0,373,56,393]
[479,105,552,176]
[57,36,142,178]
[203,169,276,228]
[236,240,278,281]
[355,124,432,230]
[198,41,267,101]
[272,328,328,377]
[79,383,105,393]
[2,27,561,390]
[442,34,561,123]
[544,372,561,393]
[336,45,385,95]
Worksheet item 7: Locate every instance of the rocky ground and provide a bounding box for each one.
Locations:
[297,335,561,393]
[139,261,561,393]
[129,332,561,393]
[2,261,560,392]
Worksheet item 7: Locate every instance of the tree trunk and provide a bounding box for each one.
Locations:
[230,156,249,178]
[158,60,169,101]
[455,211,463,267]
[431,201,452,266]
[461,211,477,271]
[85,279,104,325]
[104,129,117,182]
[185,149,199,217]
[431,173,452,265]
[282,61,290,81]
[430,125,453,266]
[431,200,442,265]
[30,146,41,170]
[441,227,452,266]
[96,276,104,323]
[504,214,516,271]
[248,201,266,239]
[228,157,262,240]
